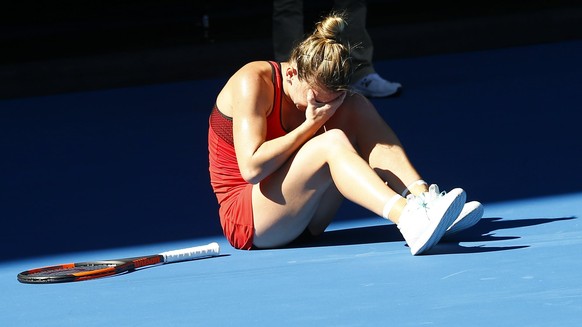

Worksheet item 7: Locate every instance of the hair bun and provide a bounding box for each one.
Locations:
[288,11,353,91]
[313,12,347,43]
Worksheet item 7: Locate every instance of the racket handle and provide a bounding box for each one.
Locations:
[161,242,220,263]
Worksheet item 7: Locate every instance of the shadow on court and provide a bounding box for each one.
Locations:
[287,216,575,255]
[1,40,581,263]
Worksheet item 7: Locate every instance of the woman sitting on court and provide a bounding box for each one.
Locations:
[208,12,483,255]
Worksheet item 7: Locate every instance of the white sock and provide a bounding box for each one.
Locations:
[401,180,427,197]
[382,194,403,220]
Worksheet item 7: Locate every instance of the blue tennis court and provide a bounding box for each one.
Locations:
[1,39,581,326]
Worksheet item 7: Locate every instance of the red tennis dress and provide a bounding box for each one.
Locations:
[208,61,286,249]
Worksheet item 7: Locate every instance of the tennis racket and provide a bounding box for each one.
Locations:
[17,242,220,284]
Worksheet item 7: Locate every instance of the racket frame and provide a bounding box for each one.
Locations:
[17,242,219,284]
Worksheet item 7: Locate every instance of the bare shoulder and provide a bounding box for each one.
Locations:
[238,60,273,73]
[231,61,274,86]
[216,61,275,116]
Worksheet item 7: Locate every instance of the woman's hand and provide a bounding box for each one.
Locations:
[304,89,346,128]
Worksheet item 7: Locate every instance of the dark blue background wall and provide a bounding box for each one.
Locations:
[1,1,581,261]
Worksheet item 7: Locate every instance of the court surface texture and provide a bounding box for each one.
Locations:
[1,40,581,326]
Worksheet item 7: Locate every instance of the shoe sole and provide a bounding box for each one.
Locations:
[445,202,484,236]
[410,189,466,255]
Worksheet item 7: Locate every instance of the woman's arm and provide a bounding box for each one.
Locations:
[227,63,336,184]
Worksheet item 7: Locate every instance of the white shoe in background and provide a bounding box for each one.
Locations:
[351,73,402,98]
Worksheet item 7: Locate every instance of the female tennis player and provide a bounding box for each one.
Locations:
[208,12,483,255]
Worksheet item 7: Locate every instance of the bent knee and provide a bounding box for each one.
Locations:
[297,128,357,165]
[318,128,356,154]
[320,128,349,141]
[316,128,353,149]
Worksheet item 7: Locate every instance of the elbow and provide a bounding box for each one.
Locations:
[240,167,263,185]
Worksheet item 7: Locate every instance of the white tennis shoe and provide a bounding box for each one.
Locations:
[351,73,402,98]
[397,186,466,255]
[420,184,484,237]
[445,201,484,236]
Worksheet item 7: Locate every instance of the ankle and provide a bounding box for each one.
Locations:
[401,180,428,197]
[382,195,406,224]
[388,197,408,224]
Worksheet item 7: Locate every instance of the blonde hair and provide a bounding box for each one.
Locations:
[289,12,353,91]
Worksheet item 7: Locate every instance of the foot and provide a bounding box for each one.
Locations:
[350,73,402,98]
[397,187,466,255]
[445,201,484,236]
[420,185,484,237]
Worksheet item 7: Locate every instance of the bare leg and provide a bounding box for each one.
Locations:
[341,95,427,194]
[307,182,343,236]
[252,129,400,248]
[252,95,438,249]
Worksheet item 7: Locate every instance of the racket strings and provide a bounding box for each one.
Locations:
[28,264,115,277]
[17,242,219,283]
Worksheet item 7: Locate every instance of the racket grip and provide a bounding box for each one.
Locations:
[161,242,220,263]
